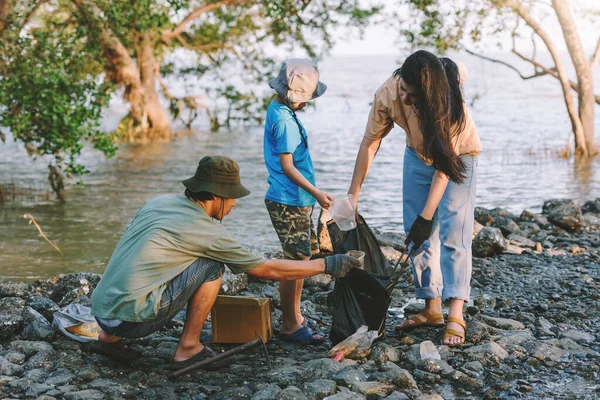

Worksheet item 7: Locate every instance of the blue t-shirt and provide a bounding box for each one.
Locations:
[263,100,316,206]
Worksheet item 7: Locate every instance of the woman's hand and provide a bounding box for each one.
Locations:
[405,215,434,249]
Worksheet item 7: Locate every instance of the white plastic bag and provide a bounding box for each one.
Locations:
[329,194,357,231]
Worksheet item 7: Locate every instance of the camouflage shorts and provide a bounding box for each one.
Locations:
[265,199,319,260]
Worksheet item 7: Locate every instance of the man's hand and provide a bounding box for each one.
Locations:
[405,215,434,250]
[315,190,335,209]
[324,254,361,278]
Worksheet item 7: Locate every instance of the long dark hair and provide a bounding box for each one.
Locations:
[394,50,467,183]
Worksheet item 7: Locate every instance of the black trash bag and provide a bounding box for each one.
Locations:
[327,214,394,345]
[327,214,390,275]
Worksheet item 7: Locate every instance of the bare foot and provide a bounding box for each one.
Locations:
[174,343,205,362]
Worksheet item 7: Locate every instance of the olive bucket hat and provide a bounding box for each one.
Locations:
[269,58,327,103]
[182,156,250,199]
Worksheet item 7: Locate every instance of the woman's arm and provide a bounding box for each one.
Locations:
[280,153,334,208]
[347,136,382,203]
[420,170,449,219]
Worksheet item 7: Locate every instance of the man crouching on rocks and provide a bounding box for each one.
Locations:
[90,155,359,370]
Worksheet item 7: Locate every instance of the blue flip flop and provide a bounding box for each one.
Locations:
[279,325,325,345]
[302,317,318,331]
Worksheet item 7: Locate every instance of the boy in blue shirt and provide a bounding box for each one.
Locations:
[263,59,333,344]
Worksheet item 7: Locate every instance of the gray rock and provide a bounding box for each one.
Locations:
[50,273,102,306]
[479,315,525,330]
[45,368,74,386]
[304,274,332,289]
[277,386,308,400]
[523,340,566,362]
[88,378,129,397]
[0,356,24,376]
[25,383,54,397]
[370,342,400,365]
[372,362,417,389]
[24,351,56,371]
[251,384,282,400]
[268,365,305,386]
[465,320,491,344]
[474,207,494,226]
[219,267,248,295]
[0,375,17,386]
[462,361,484,377]
[63,389,106,400]
[374,231,407,252]
[322,391,365,400]
[22,368,48,382]
[21,307,55,341]
[472,221,484,238]
[583,213,600,227]
[420,359,454,376]
[36,395,58,400]
[303,379,337,400]
[0,297,27,340]
[350,381,394,396]
[581,198,600,214]
[537,317,556,336]
[492,216,520,236]
[302,358,343,381]
[0,282,29,298]
[472,227,508,258]
[517,222,541,237]
[542,199,584,232]
[559,338,599,357]
[210,386,253,399]
[463,341,509,364]
[560,330,595,344]
[507,234,537,249]
[386,392,410,400]
[27,297,60,322]
[419,341,441,360]
[520,210,552,229]
[0,351,26,364]
[495,330,536,349]
[333,366,368,387]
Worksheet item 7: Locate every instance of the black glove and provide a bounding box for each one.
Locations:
[405,215,434,250]
[324,254,361,278]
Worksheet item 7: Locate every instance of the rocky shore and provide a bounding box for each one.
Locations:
[1,198,599,400]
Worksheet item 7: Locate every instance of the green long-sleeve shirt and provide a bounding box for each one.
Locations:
[91,194,265,322]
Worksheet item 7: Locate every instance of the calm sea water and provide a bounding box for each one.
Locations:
[1,54,599,281]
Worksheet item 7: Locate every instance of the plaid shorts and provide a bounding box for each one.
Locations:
[265,199,319,260]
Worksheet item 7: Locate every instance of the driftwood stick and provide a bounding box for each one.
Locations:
[23,214,63,255]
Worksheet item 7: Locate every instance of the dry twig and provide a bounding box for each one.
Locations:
[23,214,63,255]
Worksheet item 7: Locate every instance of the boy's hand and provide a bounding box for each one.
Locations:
[315,190,334,209]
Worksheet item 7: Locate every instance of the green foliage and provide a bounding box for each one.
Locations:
[0,30,116,189]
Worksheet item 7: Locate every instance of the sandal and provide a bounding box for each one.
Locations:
[279,325,325,345]
[442,317,466,347]
[396,312,445,332]
[302,317,319,331]
[89,340,142,364]
[170,346,229,371]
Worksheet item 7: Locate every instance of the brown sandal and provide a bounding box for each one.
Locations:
[396,312,445,332]
[442,317,466,346]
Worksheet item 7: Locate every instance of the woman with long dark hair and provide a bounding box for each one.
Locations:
[348,50,482,346]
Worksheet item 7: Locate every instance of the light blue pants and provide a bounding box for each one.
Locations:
[403,147,477,302]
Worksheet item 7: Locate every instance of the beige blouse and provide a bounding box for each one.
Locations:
[364,74,482,164]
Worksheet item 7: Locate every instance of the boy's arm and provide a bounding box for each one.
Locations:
[280,153,334,209]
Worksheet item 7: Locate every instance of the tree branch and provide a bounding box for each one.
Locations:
[19,0,48,33]
[161,0,257,42]
[465,49,549,79]
[591,35,600,69]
